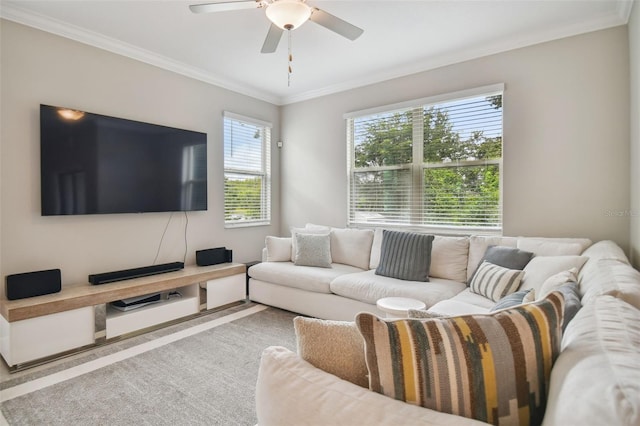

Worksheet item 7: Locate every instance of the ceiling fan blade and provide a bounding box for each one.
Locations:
[189,0,258,14]
[309,7,364,41]
[261,23,284,53]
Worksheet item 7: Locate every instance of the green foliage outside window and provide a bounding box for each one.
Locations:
[351,94,502,229]
[224,176,263,221]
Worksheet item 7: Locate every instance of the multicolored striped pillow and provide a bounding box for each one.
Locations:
[356,291,565,426]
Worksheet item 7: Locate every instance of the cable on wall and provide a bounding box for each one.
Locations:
[152,212,189,265]
[183,211,189,263]
[153,212,174,265]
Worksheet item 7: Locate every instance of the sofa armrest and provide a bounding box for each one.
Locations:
[542,296,640,426]
[256,346,489,426]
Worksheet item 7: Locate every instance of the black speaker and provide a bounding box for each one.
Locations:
[6,269,62,300]
[88,262,184,285]
[196,247,232,266]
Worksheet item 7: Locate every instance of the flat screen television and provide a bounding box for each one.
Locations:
[40,104,207,215]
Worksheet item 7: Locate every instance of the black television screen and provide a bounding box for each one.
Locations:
[40,105,207,216]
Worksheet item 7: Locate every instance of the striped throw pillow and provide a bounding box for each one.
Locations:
[470,260,524,302]
[356,291,565,426]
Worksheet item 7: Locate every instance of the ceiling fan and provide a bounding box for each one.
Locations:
[189,0,364,54]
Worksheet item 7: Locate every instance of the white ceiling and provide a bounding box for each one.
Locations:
[0,0,633,105]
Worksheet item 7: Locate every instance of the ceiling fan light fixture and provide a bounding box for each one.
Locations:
[265,0,312,30]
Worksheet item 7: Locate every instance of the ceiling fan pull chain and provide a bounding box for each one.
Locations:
[287,29,293,87]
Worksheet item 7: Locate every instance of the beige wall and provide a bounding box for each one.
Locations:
[630,1,640,268]
[281,26,631,251]
[1,16,635,293]
[0,20,281,292]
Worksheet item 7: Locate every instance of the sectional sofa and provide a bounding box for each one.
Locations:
[249,225,640,425]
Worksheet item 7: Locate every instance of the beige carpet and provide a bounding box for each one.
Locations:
[0,303,297,425]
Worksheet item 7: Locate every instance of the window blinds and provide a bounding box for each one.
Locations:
[223,112,271,226]
[347,86,503,232]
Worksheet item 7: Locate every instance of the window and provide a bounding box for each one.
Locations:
[346,84,503,233]
[224,112,271,227]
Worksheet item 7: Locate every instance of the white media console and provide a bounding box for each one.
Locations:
[0,263,246,370]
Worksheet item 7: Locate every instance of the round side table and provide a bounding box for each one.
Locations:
[376,297,426,318]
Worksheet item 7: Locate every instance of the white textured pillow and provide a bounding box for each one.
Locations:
[520,255,587,294]
[293,233,332,268]
[291,226,330,256]
[469,261,524,302]
[294,317,368,388]
[330,228,374,270]
[265,236,292,262]
[537,267,578,300]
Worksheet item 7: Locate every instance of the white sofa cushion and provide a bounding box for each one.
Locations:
[330,228,374,270]
[538,267,578,299]
[579,258,640,310]
[519,255,587,294]
[424,299,491,316]
[369,227,384,270]
[329,269,465,307]
[542,296,640,426]
[256,346,490,426]
[410,289,498,317]
[580,239,629,262]
[517,237,592,256]
[429,236,469,282]
[304,223,332,232]
[265,236,293,262]
[249,262,362,294]
[449,288,497,309]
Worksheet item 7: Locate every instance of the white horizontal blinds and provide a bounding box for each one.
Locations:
[224,112,271,226]
[347,88,503,231]
[350,108,415,225]
[422,95,502,229]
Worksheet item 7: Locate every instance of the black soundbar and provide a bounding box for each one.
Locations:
[88,262,184,285]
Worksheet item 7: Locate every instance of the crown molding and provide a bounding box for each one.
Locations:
[280,4,630,105]
[1,1,632,107]
[0,3,283,105]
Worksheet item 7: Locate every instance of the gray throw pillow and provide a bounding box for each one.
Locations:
[375,230,434,282]
[294,233,332,268]
[556,281,581,331]
[468,245,534,284]
[490,288,533,311]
